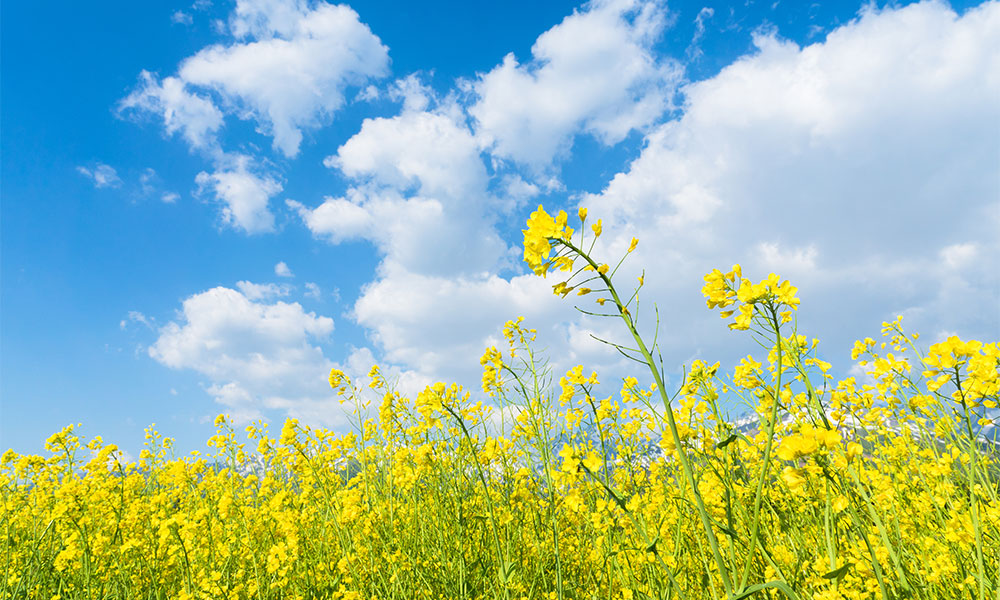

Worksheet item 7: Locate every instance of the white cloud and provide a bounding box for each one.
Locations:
[499,174,541,212]
[137,168,181,204]
[331,108,485,200]
[388,74,433,112]
[292,97,582,385]
[577,0,1000,364]
[755,242,818,275]
[142,0,997,423]
[230,0,307,38]
[149,285,343,425]
[298,108,507,276]
[939,243,977,270]
[76,163,122,188]
[171,11,193,25]
[119,71,224,151]
[235,280,291,300]
[179,2,390,157]
[139,168,158,195]
[353,267,568,378]
[274,261,294,277]
[304,282,322,299]
[302,0,999,402]
[686,7,714,60]
[469,0,682,168]
[355,84,380,102]
[195,154,282,234]
[120,310,154,331]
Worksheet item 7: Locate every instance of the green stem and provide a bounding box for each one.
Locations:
[441,404,511,600]
[556,238,735,598]
[739,306,784,592]
[955,370,989,600]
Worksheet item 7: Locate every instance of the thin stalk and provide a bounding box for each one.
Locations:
[555,238,735,598]
[738,306,785,592]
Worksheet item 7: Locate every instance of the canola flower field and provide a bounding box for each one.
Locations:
[2,206,998,600]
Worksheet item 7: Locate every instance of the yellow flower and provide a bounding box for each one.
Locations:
[522,205,572,274]
[846,441,864,461]
[702,269,736,309]
[729,304,754,330]
[582,451,602,473]
[776,433,819,461]
[628,237,638,252]
[591,219,602,237]
[781,466,807,491]
[552,281,573,297]
[329,368,346,389]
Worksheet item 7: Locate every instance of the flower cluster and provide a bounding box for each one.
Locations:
[923,336,1000,404]
[522,204,574,275]
[702,265,801,329]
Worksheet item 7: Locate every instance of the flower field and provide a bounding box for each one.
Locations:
[3,206,998,600]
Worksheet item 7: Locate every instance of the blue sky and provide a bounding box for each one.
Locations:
[2,0,998,458]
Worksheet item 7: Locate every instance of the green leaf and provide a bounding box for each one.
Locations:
[717,433,739,448]
[822,563,851,580]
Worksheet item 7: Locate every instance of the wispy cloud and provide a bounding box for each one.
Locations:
[76,163,122,188]
[171,11,193,25]
[686,7,715,60]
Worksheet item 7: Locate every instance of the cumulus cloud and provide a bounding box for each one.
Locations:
[293,0,999,400]
[119,71,224,152]
[140,0,997,425]
[179,2,390,157]
[291,93,573,385]
[353,268,559,374]
[578,0,1000,364]
[148,285,340,424]
[351,264,642,392]
[296,107,507,276]
[195,154,282,233]
[469,0,682,168]
[76,163,122,188]
[122,1,391,241]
